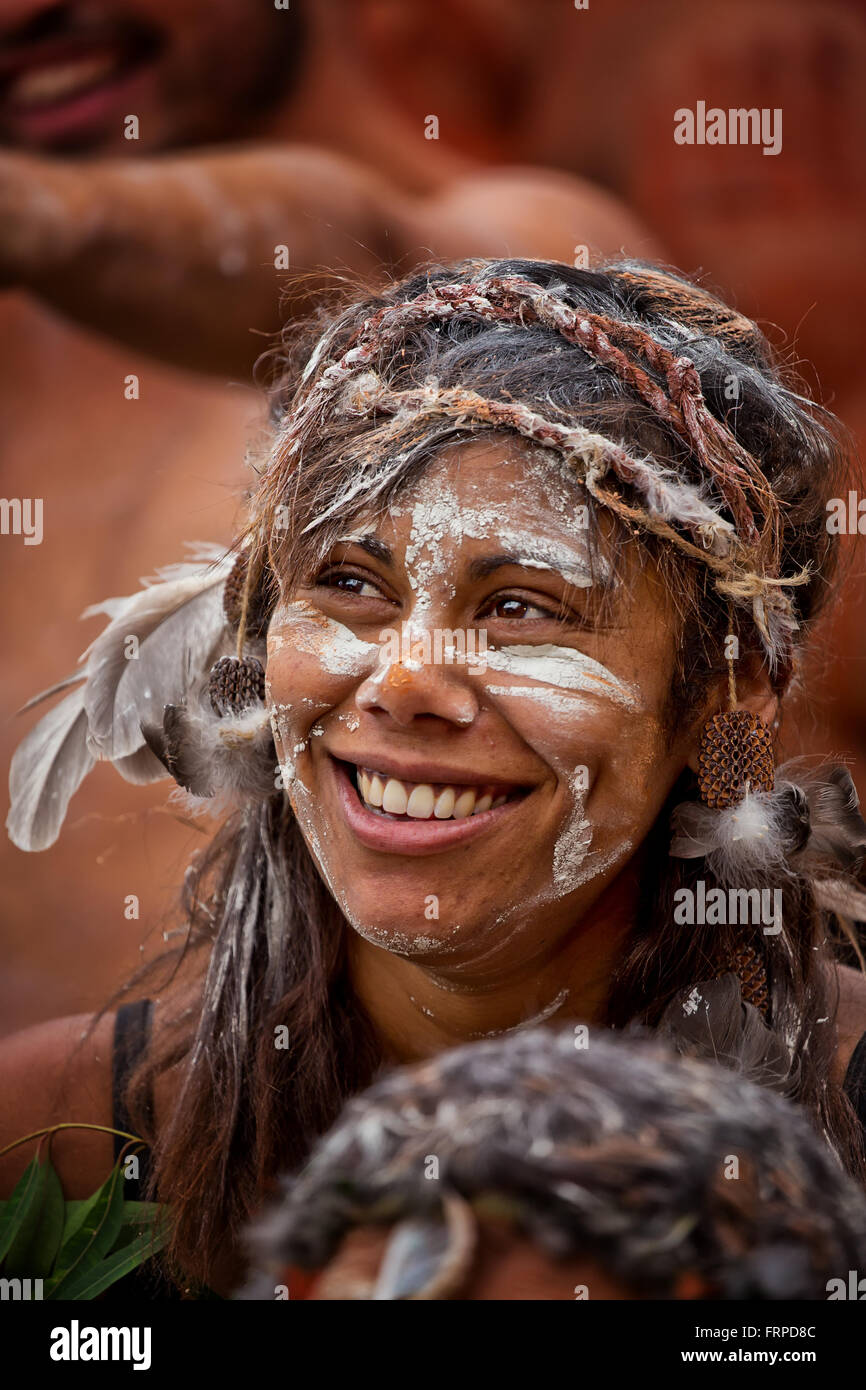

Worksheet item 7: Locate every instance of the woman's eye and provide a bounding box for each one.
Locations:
[484,596,558,621]
[318,570,382,599]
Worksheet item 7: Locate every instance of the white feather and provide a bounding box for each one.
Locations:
[7,545,237,851]
[6,687,94,852]
[670,788,791,880]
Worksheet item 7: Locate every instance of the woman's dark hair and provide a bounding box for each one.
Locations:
[114,258,864,1285]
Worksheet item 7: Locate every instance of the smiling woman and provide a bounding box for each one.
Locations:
[5,256,866,1294]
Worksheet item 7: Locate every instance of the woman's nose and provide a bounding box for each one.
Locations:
[356,657,479,728]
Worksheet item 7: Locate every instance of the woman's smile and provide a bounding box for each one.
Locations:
[329,753,530,855]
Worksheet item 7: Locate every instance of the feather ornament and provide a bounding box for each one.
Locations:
[670,763,866,883]
[142,699,276,802]
[656,974,793,1093]
[7,687,94,852]
[670,786,796,879]
[6,545,245,852]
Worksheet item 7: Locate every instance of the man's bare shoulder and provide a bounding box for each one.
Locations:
[0,1010,116,1198]
[419,164,665,266]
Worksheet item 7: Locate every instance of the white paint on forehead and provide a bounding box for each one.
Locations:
[484,645,639,709]
[384,465,603,610]
[270,598,379,676]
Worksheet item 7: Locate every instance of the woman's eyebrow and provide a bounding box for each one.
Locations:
[467,550,600,584]
[336,533,393,564]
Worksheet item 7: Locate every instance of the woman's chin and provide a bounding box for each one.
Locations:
[345,907,473,960]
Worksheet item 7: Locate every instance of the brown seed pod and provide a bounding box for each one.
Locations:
[697,710,774,809]
[208,655,266,717]
[730,940,769,1018]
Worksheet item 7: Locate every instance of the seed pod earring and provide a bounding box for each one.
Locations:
[674,621,776,1018]
[697,635,774,809]
[207,549,268,718]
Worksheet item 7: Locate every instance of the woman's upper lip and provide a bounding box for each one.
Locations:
[329,750,529,790]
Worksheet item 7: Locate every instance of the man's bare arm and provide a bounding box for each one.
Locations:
[0,145,662,378]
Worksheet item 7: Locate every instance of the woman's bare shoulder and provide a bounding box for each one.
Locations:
[0,1010,117,1198]
[832,963,866,1085]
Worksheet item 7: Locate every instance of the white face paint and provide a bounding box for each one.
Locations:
[484,646,639,709]
[270,598,379,676]
[265,438,677,973]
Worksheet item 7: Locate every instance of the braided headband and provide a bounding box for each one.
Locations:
[327,375,806,668]
[264,274,806,670]
[284,275,780,561]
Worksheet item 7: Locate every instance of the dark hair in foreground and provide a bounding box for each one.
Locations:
[241,1028,866,1300]
[112,257,864,1285]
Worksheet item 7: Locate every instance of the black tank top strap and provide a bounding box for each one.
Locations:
[843,1028,866,1138]
[112,998,155,1201]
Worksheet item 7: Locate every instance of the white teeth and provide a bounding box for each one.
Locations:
[434,788,456,819]
[382,778,408,815]
[355,766,515,821]
[406,785,435,819]
[8,55,120,109]
[453,789,477,819]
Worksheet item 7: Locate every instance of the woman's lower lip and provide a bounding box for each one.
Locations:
[332,758,523,856]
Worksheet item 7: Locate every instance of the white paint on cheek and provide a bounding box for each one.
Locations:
[551,768,593,890]
[485,685,595,716]
[484,645,639,709]
[270,599,379,676]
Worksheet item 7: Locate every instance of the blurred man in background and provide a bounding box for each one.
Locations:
[0,0,657,1031]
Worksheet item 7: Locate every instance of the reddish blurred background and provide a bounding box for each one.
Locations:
[2,0,864,1034]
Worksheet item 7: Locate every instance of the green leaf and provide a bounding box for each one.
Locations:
[2,1154,47,1273]
[47,1220,170,1301]
[24,1159,65,1277]
[118,1200,165,1227]
[58,1199,90,1252]
[50,1162,126,1290]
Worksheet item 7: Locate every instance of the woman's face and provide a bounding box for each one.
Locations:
[266,438,697,976]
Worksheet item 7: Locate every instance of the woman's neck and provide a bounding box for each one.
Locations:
[347,860,643,1064]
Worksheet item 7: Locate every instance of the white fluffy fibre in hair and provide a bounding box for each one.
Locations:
[670,788,792,881]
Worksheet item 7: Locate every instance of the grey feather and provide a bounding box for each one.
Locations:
[792,765,866,869]
[142,699,276,801]
[16,670,85,715]
[372,1218,451,1300]
[656,974,793,1093]
[6,545,246,852]
[6,687,94,852]
[82,560,234,760]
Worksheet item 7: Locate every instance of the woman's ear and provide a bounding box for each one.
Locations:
[685,651,779,776]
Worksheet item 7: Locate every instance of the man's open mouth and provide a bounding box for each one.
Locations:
[0,11,163,120]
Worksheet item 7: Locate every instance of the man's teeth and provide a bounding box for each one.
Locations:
[7,55,121,109]
[357,768,508,820]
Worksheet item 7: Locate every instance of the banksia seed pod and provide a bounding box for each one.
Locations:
[697,710,774,809]
[223,552,270,638]
[731,941,769,1018]
[209,655,266,717]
